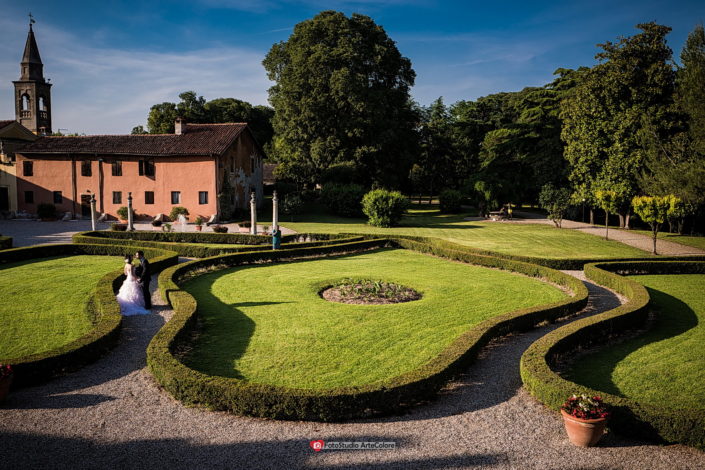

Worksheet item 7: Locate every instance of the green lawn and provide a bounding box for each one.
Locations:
[0,255,122,360]
[268,205,650,260]
[628,230,705,251]
[183,248,567,389]
[566,274,705,409]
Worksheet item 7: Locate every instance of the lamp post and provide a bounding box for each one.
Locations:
[582,198,586,224]
[89,192,97,231]
[127,192,134,231]
[250,191,257,235]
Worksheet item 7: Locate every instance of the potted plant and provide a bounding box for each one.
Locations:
[561,394,610,447]
[0,364,13,403]
[169,206,189,222]
[195,216,204,232]
[151,220,162,231]
[37,203,57,221]
[117,206,130,223]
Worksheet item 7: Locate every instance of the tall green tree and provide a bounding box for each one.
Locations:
[263,11,418,187]
[677,24,705,154]
[562,23,677,228]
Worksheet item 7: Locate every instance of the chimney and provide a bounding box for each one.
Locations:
[175,117,186,135]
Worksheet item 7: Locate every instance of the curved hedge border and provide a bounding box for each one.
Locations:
[72,230,364,258]
[147,237,588,421]
[0,236,12,250]
[0,243,179,387]
[520,260,705,450]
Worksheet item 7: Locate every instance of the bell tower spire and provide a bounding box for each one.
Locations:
[13,14,52,135]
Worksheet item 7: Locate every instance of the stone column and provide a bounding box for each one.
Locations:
[90,194,97,231]
[127,192,134,231]
[250,191,257,235]
[272,190,279,232]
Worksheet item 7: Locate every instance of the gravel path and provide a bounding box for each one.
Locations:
[1,273,704,469]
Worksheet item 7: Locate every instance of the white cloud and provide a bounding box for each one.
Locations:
[0,19,272,134]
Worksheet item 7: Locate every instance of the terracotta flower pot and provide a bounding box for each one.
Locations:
[561,409,607,447]
[0,374,13,403]
[195,225,202,232]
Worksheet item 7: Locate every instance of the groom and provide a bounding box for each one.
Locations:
[134,250,151,309]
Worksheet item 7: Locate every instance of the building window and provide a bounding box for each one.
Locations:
[23,161,33,176]
[171,191,181,204]
[24,191,34,203]
[53,191,62,204]
[112,161,122,176]
[139,159,155,177]
[81,160,92,177]
[198,191,208,205]
[145,191,154,205]
[113,191,122,204]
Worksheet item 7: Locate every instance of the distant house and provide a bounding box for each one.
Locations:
[0,120,38,216]
[6,22,264,221]
[16,120,264,220]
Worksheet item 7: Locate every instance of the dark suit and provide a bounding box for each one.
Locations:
[136,257,151,309]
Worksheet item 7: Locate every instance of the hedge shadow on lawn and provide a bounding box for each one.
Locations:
[0,243,178,387]
[520,260,705,451]
[566,290,698,398]
[147,236,589,421]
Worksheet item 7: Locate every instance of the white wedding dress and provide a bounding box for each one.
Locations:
[116,262,150,316]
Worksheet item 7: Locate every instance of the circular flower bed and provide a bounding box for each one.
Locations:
[321,278,422,304]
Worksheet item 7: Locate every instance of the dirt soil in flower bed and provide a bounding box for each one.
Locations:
[321,280,422,305]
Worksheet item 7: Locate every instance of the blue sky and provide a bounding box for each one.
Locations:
[0,0,703,134]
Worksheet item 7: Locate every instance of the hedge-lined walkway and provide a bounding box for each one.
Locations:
[1,273,704,469]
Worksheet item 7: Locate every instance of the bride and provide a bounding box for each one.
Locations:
[116,254,150,316]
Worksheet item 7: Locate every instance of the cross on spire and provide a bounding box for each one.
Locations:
[28,12,35,29]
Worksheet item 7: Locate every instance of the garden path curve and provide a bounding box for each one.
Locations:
[1,272,704,469]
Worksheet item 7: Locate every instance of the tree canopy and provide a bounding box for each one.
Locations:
[144,91,274,150]
[263,11,418,187]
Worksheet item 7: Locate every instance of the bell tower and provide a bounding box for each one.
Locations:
[13,17,52,135]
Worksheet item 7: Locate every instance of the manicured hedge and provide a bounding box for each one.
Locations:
[0,243,178,386]
[0,236,12,250]
[520,260,705,450]
[72,231,366,258]
[148,237,588,421]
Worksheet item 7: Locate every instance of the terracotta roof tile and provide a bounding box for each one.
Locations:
[18,123,247,156]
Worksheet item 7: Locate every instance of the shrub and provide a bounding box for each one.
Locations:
[0,236,12,250]
[281,193,304,219]
[37,203,57,220]
[169,206,189,221]
[111,223,128,231]
[321,183,366,217]
[539,184,572,228]
[212,225,228,233]
[116,206,130,221]
[361,189,409,227]
[195,216,204,226]
[151,220,162,227]
[439,189,463,213]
